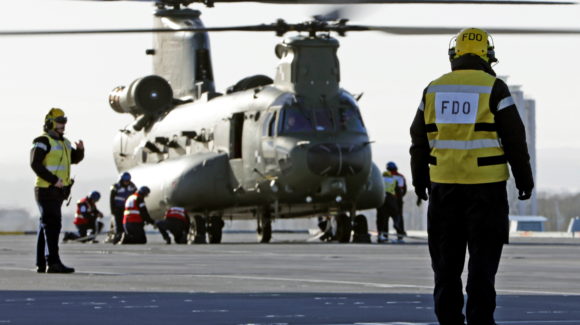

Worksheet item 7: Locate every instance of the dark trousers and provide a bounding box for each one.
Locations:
[376,193,405,239]
[123,222,147,244]
[35,187,65,267]
[396,197,407,236]
[428,182,509,325]
[112,207,124,235]
[76,221,104,237]
[156,218,188,244]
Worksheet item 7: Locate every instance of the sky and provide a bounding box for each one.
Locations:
[1,0,580,213]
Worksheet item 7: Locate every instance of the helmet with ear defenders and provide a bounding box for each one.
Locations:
[448,28,497,63]
[44,108,67,131]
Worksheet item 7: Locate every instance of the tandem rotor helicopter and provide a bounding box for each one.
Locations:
[3,0,580,243]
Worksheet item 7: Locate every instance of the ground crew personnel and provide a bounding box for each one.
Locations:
[120,186,154,244]
[63,191,103,243]
[30,108,84,273]
[376,170,404,243]
[156,207,191,244]
[410,28,534,325]
[109,172,137,243]
[387,161,408,241]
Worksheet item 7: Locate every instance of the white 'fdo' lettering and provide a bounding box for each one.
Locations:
[434,92,479,124]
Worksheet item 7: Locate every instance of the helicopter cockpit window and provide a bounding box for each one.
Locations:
[339,104,366,132]
[279,107,313,134]
[312,108,334,132]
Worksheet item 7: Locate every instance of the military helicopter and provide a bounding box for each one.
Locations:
[3,0,579,244]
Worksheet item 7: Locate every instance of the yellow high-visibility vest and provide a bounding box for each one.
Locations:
[383,171,398,195]
[423,70,509,184]
[34,133,72,188]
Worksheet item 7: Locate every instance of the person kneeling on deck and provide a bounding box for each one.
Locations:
[120,186,155,244]
[63,191,103,243]
[156,207,191,244]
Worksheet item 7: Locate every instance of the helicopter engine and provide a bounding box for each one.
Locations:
[109,75,173,118]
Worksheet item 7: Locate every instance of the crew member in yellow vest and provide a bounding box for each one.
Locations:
[410,28,534,325]
[30,108,85,273]
[375,170,403,243]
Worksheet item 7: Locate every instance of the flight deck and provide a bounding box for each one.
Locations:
[1,234,579,325]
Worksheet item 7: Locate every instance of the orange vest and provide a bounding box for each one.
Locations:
[123,193,144,224]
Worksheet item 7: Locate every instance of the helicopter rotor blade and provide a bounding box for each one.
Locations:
[0,25,280,36]
[71,0,577,4]
[212,0,576,3]
[353,25,580,35]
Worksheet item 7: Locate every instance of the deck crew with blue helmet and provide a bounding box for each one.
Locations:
[109,172,137,244]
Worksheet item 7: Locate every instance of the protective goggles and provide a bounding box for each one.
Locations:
[54,116,68,124]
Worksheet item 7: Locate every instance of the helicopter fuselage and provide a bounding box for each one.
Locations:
[113,84,384,220]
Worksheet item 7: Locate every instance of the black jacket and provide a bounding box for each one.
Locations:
[410,55,534,192]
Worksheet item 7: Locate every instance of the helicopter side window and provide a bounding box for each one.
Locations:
[268,112,277,137]
[262,112,272,137]
[279,107,313,134]
[339,105,366,132]
[313,108,334,132]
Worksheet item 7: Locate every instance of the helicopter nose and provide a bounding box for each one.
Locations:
[306,143,369,177]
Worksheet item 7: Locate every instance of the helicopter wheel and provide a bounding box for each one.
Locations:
[104,218,117,244]
[352,214,371,243]
[189,215,207,244]
[207,215,224,244]
[257,207,272,243]
[334,212,352,243]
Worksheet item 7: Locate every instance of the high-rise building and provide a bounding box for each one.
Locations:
[503,78,538,216]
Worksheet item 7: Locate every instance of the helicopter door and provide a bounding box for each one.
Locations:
[230,113,244,159]
[229,112,245,186]
[261,111,278,173]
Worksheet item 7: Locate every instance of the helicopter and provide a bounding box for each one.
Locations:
[3,0,579,244]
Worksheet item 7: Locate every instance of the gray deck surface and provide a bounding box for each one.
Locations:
[1,233,579,324]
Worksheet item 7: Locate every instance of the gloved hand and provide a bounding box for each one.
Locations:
[415,187,429,205]
[518,189,532,200]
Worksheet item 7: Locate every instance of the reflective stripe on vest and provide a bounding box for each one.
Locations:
[165,207,187,222]
[424,70,509,184]
[113,184,136,207]
[123,193,143,224]
[35,134,72,188]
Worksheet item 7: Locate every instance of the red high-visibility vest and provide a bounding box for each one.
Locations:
[74,197,91,225]
[165,207,187,222]
[123,193,144,224]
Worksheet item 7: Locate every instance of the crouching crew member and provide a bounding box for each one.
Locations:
[63,191,103,242]
[156,207,191,244]
[121,186,154,244]
[109,172,137,243]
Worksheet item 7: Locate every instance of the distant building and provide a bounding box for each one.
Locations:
[509,215,547,232]
[500,77,538,216]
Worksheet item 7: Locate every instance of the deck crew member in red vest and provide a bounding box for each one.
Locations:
[63,191,103,242]
[156,207,191,244]
[121,186,154,244]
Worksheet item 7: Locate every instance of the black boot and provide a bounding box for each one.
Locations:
[47,263,75,274]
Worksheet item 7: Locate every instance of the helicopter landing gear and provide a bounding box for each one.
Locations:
[334,212,352,243]
[207,215,224,244]
[257,207,272,243]
[188,214,207,244]
[352,214,371,243]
